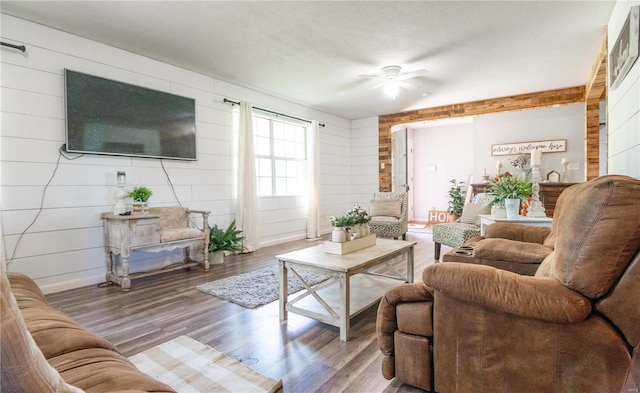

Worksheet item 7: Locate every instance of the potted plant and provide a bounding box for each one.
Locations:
[346,203,371,238]
[329,215,355,243]
[447,179,465,222]
[128,186,153,214]
[208,219,245,264]
[489,172,532,219]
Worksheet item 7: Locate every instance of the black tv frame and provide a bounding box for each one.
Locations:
[64,69,197,161]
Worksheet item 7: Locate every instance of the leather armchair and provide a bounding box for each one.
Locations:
[377,175,640,392]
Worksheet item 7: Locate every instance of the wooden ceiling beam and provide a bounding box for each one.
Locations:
[377,87,586,191]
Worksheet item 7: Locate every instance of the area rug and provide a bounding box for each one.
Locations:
[129,335,282,393]
[196,264,330,309]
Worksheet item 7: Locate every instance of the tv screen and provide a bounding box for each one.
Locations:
[65,69,197,160]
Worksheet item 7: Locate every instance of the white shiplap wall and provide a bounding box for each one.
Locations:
[0,14,354,293]
[608,1,640,177]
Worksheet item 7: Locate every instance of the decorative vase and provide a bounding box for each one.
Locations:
[504,198,520,219]
[491,206,507,218]
[132,201,149,214]
[331,227,347,243]
[363,223,371,237]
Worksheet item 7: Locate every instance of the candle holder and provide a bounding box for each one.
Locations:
[561,158,569,182]
[113,171,127,215]
[527,164,547,218]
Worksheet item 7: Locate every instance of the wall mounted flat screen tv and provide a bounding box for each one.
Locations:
[65,69,197,160]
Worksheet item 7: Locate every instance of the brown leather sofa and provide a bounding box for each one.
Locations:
[377,175,640,392]
[1,266,175,392]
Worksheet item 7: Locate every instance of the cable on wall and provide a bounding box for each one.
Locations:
[6,145,70,267]
[223,98,325,127]
[1,41,26,52]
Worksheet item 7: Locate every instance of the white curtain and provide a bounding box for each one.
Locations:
[306,121,321,239]
[237,101,258,252]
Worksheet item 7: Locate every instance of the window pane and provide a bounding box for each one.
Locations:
[256,136,271,156]
[258,177,272,196]
[254,117,270,137]
[244,115,308,197]
[257,158,272,176]
[275,177,287,195]
[273,139,285,157]
[275,159,286,177]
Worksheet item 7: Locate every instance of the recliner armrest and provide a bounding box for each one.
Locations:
[485,222,550,244]
[377,283,433,352]
[422,263,591,323]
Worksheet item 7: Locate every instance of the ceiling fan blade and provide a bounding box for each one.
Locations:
[398,81,418,90]
[358,74,386,80]
[366,82,387,91]
[396,69,429,81]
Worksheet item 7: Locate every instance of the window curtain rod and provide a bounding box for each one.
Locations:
[1,41,26,52]
[224,98,325,127]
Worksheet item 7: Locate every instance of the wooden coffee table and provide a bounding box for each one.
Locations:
[276,238,416,341]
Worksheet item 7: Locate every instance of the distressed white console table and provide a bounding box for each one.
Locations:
[101,208,209,291]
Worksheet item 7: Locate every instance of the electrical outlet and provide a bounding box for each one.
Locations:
[568,163,579,170]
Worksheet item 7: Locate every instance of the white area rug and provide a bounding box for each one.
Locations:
[196,264,330,309]
[129,335,282,393]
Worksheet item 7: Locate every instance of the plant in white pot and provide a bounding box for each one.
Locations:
[208,220,245,264]
[488,172,532,219]
[128,186,152,214]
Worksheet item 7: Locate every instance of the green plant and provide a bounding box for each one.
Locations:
[329,215,355,228]
[447,179,466,216]
[489,172,532,206]
[128,186,153,202]
[208,219,245,253]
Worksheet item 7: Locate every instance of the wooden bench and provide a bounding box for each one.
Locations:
[101,207,210,291]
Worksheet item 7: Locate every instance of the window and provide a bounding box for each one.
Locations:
[253,114,307,196]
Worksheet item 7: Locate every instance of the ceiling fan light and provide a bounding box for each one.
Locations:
[383,82,399,98]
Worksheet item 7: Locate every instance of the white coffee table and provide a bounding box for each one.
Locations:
[479,214,553,236]
[276,238,416,341]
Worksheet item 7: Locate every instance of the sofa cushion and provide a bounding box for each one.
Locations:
[474,238,552,264]
[6,271,176,393]
[1,267,84,393]
[160,228,203,242]
[369,199,402,218]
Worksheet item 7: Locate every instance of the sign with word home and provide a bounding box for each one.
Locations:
[428,210,449,224]
[491,139,566,156]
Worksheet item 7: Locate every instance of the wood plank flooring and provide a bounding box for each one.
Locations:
[46,232,433,393]
[45,231,638,393]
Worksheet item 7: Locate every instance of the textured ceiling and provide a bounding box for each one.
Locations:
[0,1,615,120]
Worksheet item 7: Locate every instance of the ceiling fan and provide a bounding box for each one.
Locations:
[359,65,428,99]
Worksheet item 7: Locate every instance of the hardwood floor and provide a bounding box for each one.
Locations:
[47,232,435,393]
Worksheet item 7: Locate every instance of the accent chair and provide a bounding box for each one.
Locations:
[369,192,408,240]
[432,192,492,260]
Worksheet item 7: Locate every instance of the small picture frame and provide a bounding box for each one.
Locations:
[547,170,560,182]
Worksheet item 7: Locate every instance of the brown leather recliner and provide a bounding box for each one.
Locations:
[377,175,640,392]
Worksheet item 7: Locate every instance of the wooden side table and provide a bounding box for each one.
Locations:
[479,214,553,236]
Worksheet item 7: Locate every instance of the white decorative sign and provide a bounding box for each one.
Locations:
[610,6,639,90]
[491,139,567,156]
